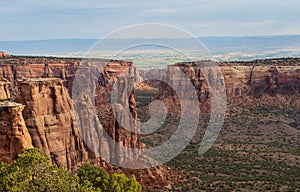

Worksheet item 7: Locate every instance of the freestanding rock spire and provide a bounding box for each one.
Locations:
[0,101,33,163]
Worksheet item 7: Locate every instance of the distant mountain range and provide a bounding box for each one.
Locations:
[1,35,300,59]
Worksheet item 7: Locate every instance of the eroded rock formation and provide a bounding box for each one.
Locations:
[0,62,33,97]
[0,101,32,163]
[0,57,142,97]
[0,52,10,58]
[222,65,300,98]
[15,78,90,168]
[73,62,142,166]
[0,57,144,168]
[158,62,300,103]
[0,77,10,100]
[0,56,173,191]
[0,56,299,191]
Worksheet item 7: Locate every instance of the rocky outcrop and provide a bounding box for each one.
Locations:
[0,77,10,100]
[42,63,54,78]
[158,62,300,103]
[0,57,142,98]
[101,61,142,151]
[108,75,142,163]
[0,57,79,97]
[0,52,10,58]
[15,78,90,168]
[0,101,32,163]
[12,73,142,169]
[0,64,32,83]
[1,56,299,190]
[0,63,33,98]
[73,62,143,167]
[0,57,143,167]
[0,56,171,191]
[222,65,300,98]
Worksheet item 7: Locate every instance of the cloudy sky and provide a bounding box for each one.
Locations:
[1,0,300,40]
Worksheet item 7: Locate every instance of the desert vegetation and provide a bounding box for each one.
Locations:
[0,148,142,192]
[137,85,300,191]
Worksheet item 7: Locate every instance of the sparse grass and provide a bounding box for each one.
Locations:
[137,88,300,191]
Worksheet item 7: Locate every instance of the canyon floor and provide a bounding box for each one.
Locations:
[137,87,300,191]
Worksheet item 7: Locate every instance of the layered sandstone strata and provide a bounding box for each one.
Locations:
[0,56,299,165]
[158,62,300,102]
[15,78,89,168]
[0,57,142,98]
[0,56,299,191]
[0,56,144,168]
[222,65,300,98]
[13,74,142,168]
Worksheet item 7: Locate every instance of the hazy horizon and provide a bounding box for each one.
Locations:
[1,35,300,63]
[1,34,300,42]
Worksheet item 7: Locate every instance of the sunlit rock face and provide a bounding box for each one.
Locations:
[0,77,10,100]
[0,52,10,58]
[158,61,300,102]
[15,78,89,168]
[0,101,32,163]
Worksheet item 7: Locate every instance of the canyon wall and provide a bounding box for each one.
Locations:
[0,56,143,169]
[158,61,300,105]
[1,57,299,165]
[0,57,142,96]
[72,62,142,166]
[15,78,91,168]
[0,56,299,190]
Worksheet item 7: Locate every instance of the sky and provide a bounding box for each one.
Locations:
[0,0,300,41]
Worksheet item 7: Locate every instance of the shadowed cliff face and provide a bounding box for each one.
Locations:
[72,61,143,167]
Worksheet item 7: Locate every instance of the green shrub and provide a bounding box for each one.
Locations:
[0,148,142,192]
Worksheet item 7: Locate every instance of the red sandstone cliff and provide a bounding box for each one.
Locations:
[0,101,32,163]
[15,78,91,168]
[158,62,300,103]
[0,77,10,100]
[72,61,143,167]
[0,57,143,167]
